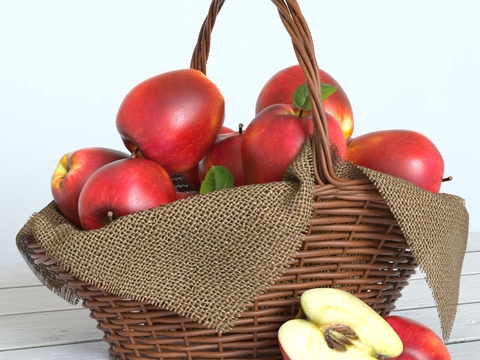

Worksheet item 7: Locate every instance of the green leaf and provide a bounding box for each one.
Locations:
[200,166,234,195]
[321,83,338,101]
[292,83,338,112]
[293,83,312,111]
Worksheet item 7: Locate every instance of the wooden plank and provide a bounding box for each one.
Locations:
[0,286,80,316]
[0,309,102,351]
[394,272,480,310]
[466,232,480,252]
[448,340,480,360]
[0,341,112,360]
[0,264,41,289]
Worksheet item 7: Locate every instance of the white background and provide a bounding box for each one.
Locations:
[1,0,479,266]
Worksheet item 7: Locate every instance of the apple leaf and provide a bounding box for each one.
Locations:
[321,83,338,101]
[292,83,338,112]
[293,83,312,112]
[200,166,234,195]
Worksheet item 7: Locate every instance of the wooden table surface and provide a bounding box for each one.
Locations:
[1,232,479,359]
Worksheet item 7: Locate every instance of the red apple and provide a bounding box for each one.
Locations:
[175,190,199,200]
[242,104,313,185]
[255,64,354,139]
[220,126,234,134]
[116,68,225,174]
[50,147,129,228]
[181,165,202,190]
[324,112,348,160]
[347,129,444,193]
[384,315,451,360]
[182,125,241,190]
[198,124,246,187]
[242,104,347,185]
[78,158,176,230]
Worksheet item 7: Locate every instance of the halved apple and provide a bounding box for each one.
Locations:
[278,288,403,359]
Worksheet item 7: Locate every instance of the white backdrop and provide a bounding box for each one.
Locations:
[2,0,479,266]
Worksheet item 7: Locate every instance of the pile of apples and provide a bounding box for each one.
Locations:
[49,65,450,358]
[51,64,445,231]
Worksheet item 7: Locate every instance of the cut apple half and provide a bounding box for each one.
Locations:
[278,288,403,359]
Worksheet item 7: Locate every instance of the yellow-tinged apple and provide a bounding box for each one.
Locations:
[51,147,129,228]
[278,288,403,360]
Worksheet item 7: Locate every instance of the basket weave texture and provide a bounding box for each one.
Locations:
[16,0,469,359]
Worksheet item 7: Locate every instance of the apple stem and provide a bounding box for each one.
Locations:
[107,211,114,224]
[442,175,453,182]
[238,123,244,135]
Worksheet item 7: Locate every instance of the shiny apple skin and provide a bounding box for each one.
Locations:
[78,158,176,230]
[242,104,347,185]
[255,64,354,139]
[199,130,246,187]
[324,112,347,160]
[51,147,129,228]
[241,104,313,185]
[347,129,444,194]
[116,69,225,174]
[384,316,451,360]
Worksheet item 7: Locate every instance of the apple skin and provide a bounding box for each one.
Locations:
[384,316,451,360]
[325,112,348,160]
[198,125,246,187]
[241,104,313,185]
[116,68,225,174]
[241,104,347,185]
[278,288,403,360]
[175,190,199,200]
[220,125,234,134]
[347,129,444,194]
[50,147,129,228]
[255,64,354,139]
[181,165,202,190]
[78,158,176,230]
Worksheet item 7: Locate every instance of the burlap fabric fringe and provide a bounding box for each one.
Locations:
[17,140,315,333]
[17,138,468,338]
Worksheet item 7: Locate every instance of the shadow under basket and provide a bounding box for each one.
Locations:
[26,182,416,359]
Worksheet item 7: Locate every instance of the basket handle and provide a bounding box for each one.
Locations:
[190,0,346,186]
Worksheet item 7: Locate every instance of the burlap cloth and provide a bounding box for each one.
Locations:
[16,140,468,339]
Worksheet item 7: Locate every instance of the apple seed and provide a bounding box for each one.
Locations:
[324,324,359,352]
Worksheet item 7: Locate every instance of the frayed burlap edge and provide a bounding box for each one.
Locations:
[16,139,469,338]
[356,165,469,340]
[16,140,315,333]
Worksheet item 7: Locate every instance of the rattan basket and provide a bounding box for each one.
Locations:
[24,0,418,359]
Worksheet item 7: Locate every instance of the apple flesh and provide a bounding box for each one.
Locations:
[116,68,225,174]
[384,316,451,360]
[78,158,176,230]
[255,64,354,139]
[198,124,246,187]
[347,129,444,193]
[278,288,403,360]
[51,147,129,228]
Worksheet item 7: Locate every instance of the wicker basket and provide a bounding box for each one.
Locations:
[25,0,417,359]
